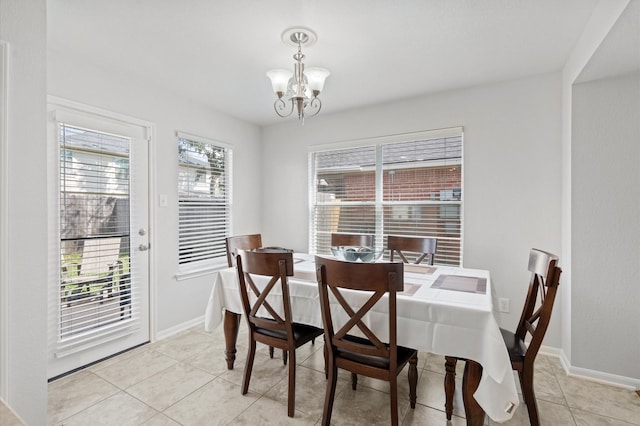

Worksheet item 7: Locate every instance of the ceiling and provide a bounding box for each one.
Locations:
[47,0,604,127]
[577,0,640,83]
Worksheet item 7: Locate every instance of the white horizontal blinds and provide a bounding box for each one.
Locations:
[58,123,136,349]
[178,137,230,265]
[310,129,463,266]
[312,146,377,254]
[382,135,463,265]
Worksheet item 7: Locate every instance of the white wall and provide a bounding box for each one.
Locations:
[47,51,263,335]
[261,73,563,345]
[561,0,632,375]
[572,72,640,380]
[0,0,48,424]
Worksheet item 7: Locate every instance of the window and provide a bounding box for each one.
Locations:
[310,128,463,265]
[178,133,232,268]
[58,123,132,339]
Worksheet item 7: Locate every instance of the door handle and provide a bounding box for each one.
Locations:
[139,243,150,251]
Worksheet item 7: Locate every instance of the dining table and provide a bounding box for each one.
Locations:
[204,253,519,425]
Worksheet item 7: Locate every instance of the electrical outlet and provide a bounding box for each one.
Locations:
[498,298,510,313]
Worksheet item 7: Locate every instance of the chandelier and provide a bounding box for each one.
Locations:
[266,27,330,122]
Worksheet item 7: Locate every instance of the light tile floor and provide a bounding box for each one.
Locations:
[38,324,640,425]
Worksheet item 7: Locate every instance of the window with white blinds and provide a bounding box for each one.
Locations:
[310,129,463,265]
[178,133,231,268]
[58,123,135,344]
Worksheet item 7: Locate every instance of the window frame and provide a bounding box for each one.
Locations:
[176,131,233,278]
[308,127,464,266]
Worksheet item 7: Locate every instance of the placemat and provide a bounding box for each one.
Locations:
[404,264,436,275]
[431,274,486,294]
[399,283,421,296]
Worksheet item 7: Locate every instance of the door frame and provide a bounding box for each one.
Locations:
[46,96,156,377]
[0,40,9,398]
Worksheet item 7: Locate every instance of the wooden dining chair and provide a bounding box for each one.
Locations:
[315,256,418,426]
[330,232,374,248]
[236,249,324,418]
[227,234,291,360]
[225,233,263,267]
[387,235,437,265]
[444,248,562,426]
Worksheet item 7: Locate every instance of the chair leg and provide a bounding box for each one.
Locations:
[408,353,418,409]
[462,361,485,426]
[283,349,288,365]
[519,368,540,426]
[269,346,274,358]
[321,360,338,426]
[287,351,296,417]
[351,372,358,390]
[444,356,458,420]
[390,375,399,426]
[242,339,256,395]
[323,344,329,380]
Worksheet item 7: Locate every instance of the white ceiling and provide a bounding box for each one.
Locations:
[47,0,603,127]
[577,0,640,83]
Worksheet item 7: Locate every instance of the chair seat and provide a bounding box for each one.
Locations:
[500,328,527,363]
[255,320,323,345]
[337,334,417,370]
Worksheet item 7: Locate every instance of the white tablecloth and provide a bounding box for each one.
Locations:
[204,254,518,422]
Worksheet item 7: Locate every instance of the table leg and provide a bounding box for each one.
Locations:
[223,310,241,370]
[462,360,485,426]
[444,356,457,420]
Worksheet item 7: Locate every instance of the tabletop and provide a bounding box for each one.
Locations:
[204,253,518,422]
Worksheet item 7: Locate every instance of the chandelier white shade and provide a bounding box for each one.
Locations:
[266,69,293,95]
[305,67,331,93]
[267,27,330,122]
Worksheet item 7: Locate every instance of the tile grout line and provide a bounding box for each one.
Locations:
[48,370,122,425]
[146,370,215,424]
[547,355,580,426]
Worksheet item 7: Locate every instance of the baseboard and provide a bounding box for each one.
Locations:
[567,364,639,390]
[542,345,639,390]
[0,396,26,425]
[539,345,563,358]
[155,315,205,341]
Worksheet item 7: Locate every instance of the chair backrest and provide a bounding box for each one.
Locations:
[516,248,562,360]
[78,237,122,276]
[315,255,404,366]
[226,234,263,267]
[236,249,295,339]
[387,235,437,265]
[331,233,374,248]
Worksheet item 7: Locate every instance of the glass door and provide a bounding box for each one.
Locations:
[48,103,150,378]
